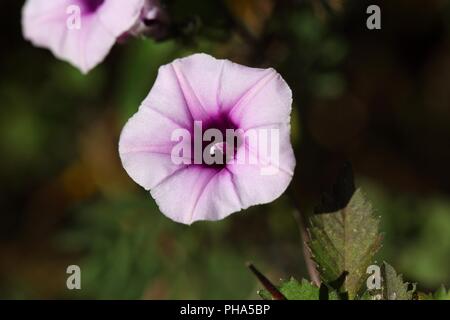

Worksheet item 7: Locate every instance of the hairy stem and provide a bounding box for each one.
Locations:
[292,209,321,286]
[287,185,321,286]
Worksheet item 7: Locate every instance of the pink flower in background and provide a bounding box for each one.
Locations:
[22,0,149,73]
[119,53,296,224]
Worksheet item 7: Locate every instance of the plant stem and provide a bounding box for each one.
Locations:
[292,208,321,287]
[247,263,286,300]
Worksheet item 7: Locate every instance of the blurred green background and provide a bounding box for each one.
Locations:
[1,0,450,299]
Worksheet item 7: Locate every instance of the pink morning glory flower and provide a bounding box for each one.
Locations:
[119,53,296,224]
[22,0,149,73]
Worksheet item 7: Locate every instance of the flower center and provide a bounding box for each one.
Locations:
[198,114,241,170]
[79,0,105,14]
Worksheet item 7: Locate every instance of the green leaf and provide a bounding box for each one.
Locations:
[381,262,415,300]
[357,290,379,300]
[258,288,274,300]
[258,278,340,300]
[308,189,382,299]
[280,278,319,300]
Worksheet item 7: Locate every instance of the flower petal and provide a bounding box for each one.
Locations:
[227,127,296,209]
[150,166,243,224]
[168,53,274,119]
[22,0,145,73]
[228,69,293,130]
[141,63,195,130]
[97,0,145,37]
[119,106,189,190]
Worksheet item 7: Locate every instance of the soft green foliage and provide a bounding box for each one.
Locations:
[308,189,382,299]
[431,286,450,300]
[381,262,415,300]
[419,285,450,300]
[59,195,259,299]
[365,182,450,288]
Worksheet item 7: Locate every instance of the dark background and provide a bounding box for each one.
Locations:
[0,0,449,299]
